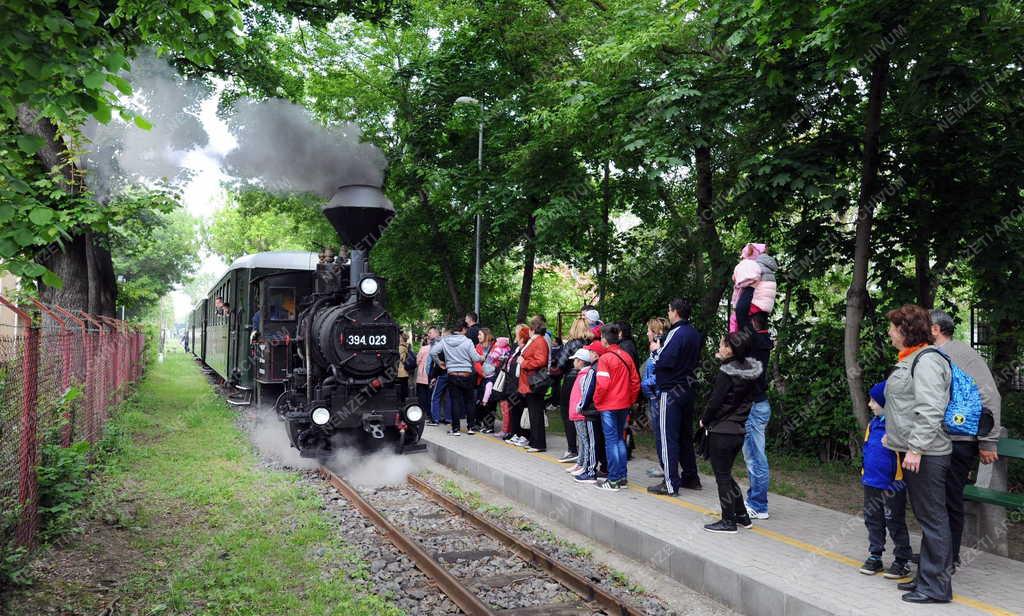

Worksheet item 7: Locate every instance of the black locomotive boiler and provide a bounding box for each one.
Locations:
[275,184,425,456]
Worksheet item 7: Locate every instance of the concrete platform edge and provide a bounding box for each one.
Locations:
[425,439,837,616]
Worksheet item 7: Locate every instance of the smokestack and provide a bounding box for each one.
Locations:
[323,184,394,285]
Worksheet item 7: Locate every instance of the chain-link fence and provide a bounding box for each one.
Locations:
[0,296,145,549]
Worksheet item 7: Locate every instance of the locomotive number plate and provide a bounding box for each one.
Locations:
[341,328,393,350]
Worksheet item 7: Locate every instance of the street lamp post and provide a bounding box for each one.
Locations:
[454,96,483,317]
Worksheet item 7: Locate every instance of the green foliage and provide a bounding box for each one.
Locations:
[108,191,200,319]
[36,440,92,543]
[0,0,250,285]
[204,189,336,262]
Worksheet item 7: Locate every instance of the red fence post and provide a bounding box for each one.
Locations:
[0,296,39,548]
[31,300,75,447]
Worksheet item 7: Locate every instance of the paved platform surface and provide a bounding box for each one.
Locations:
[421,426,1023,616]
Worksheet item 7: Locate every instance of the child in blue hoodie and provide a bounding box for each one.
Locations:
[859,381,912,579]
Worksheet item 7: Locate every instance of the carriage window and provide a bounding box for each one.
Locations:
[267,288,297,321]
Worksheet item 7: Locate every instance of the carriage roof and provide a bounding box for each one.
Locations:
[226,251,319,273]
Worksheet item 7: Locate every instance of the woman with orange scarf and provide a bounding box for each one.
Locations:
[881,305,953,605]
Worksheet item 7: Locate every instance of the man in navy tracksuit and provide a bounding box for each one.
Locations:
[649,298,704,494]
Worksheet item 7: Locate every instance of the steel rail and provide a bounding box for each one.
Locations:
[407,474,646,616]
[318,467,496,616]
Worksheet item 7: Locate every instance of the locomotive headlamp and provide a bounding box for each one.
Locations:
[358,276,379,298]
[404,404,424,423]
[311,407,331,425]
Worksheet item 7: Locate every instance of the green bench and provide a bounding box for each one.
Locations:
[963,432,1023,557]
[963,437,1024,510]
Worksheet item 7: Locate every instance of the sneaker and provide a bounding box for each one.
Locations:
[527,447,545,453]
[565,465,582,474]
[447,430,462,437]
[595,479,622,491]
[466,429,476,435]
[860,556,884,575]
[557,452,578,463]
[884,560,912,579]
[745,502,770,520]
[426,421,439,426]
[646,466,664,478]
[596,471,608,479]
[515,439,530,448]
[736,516,753,529]
[646,482,678,496]
[571,467,589,477]
[704,519,738,534]
[574,472,598,484]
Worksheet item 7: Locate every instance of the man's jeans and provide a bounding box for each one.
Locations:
[601,409,629,482]
[430,374,450,422]
[743,398,771,513]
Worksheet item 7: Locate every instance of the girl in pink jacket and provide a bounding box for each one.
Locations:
[729,243,778,333]
[565,350,599,482]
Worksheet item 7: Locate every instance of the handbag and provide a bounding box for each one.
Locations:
[520,409,549,430]
[694,426,710,460]
[527,369,552,394]
[517,337,552,395]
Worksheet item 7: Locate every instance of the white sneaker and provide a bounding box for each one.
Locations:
[745,502,770,520]
[515,437,529,447]
[566,465,582,474]
[571,467,588,476]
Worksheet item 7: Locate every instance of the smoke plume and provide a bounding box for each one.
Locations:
[223,98,385,198]
[83,52,386,200]
[83,53,209,199]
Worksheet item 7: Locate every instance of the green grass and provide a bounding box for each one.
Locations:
[88,351,400,616]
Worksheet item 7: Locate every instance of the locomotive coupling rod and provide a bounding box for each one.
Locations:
[408,474,646,616]
[318,467,496,616]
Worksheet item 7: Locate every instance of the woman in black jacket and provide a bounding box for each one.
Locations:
[701,330,763,534]
[554,317,594,462]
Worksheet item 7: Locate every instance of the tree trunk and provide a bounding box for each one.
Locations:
[597,161,610,302]
[516,214,537,324]
[913,223,933,308]
[418,187,464,315]
[844,53,890,431]
[694,143,730,332]
[17,105,116,315]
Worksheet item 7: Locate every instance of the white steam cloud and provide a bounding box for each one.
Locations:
[247,405,422,488]
[82,52,386,200]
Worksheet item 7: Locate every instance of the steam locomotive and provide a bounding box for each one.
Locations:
[188,184,426,456]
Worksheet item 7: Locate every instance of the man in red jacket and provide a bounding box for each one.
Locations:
[593,324,641,491]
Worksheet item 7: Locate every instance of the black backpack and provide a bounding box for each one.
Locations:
[403,346,417,373]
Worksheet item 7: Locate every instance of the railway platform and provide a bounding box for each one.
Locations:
[420,426,1023,616]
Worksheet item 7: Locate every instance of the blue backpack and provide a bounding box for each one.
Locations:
[911,348,991,436]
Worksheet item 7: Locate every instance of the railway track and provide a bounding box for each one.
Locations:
[319,466,647,616]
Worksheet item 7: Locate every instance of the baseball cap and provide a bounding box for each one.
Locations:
[571,349,596,363]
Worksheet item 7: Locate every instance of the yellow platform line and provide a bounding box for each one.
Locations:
[471,432,1016,616]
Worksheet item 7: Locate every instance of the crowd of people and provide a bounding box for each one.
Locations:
[399,242,1003,606]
